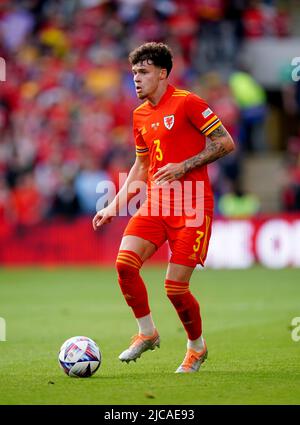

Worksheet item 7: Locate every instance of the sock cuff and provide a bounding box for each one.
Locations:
[164,279,190,295]
[116,250,143,270]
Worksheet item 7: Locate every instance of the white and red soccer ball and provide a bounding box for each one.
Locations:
[58,336,101,377]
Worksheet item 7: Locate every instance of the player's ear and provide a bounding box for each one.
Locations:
[160,68,168,80]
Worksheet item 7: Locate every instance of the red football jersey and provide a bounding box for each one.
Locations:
[133,84,222,225]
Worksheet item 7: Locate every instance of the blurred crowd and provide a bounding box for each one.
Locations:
[0,0,299,229]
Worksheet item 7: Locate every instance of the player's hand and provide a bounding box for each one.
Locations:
[153,162,185,185]
[92,207,115,230]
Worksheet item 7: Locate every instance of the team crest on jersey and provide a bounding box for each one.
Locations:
[164,115,174,130]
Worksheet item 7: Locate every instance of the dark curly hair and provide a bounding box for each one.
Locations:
[129,42,173,76]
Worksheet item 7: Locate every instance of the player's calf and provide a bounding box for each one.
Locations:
[116,250,150,318]
[165,279,202,340]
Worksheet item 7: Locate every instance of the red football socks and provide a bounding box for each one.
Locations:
[165,279,202,340]
[116,250,150,318]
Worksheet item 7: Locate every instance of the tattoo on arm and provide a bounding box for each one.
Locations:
[208,125,227,140]
[183,125,233,173]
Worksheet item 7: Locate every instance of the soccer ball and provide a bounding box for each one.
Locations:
[58,336,101,378]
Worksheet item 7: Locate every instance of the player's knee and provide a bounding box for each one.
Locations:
[165,279,188,303]
[116,261,138,280]
[115,250,142,279]
[165,279,199,310]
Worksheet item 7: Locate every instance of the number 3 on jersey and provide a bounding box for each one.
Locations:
[154,139,163,161]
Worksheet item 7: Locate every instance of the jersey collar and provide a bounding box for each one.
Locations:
[148,84,175,109]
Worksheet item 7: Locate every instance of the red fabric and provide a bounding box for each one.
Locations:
[124,212,213,267]
[11,187,43,226]
[196,0,225,21]
[165,279,202,340]
[116,250,150,318]
[242,7,267,38]
[133,85,217,215]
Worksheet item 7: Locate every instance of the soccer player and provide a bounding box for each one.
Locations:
[93,42,235,373]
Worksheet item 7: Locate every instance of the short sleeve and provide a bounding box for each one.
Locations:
[133,113,149,157]
[185,93,222,136]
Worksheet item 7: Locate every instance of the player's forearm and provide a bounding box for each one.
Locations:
[183,130,235,173]
[110,160,148,211]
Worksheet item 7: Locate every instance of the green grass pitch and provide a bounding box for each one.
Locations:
[0,266,300,405]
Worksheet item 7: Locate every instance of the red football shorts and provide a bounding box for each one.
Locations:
[123,212,213,268]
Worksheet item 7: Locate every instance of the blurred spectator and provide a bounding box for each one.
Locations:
[199,71,241,186]
[0,175,13,237]
[242,0,290,39]
[74,153,111,215]
[0,3,34,52]
[281,127,300,211]
[193,0,228,74]
[131,2,166,43]
[229,69,268,152]
[218,182,261,218]
[10,171,46,226]
[51,173,81,219]
[0,0,298,227]
[166,2,198,64]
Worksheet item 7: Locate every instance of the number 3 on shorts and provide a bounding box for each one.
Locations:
[193,230,204,253]
[154,139,163,161]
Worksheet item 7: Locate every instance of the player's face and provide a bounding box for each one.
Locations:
[132,60,165,100]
